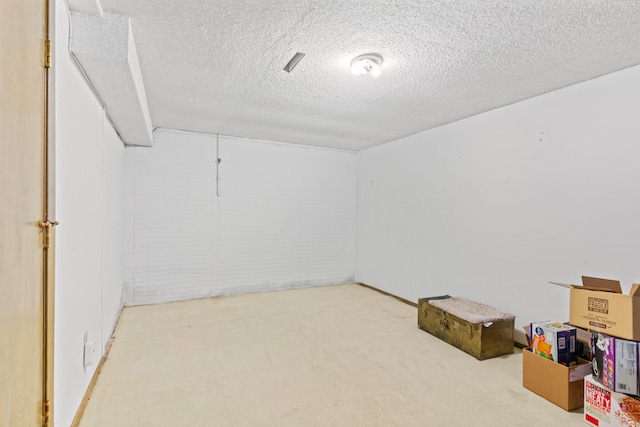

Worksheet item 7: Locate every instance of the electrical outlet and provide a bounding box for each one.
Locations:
[83,332,95,368]
[84,340,95,367]
[84,341,96,368]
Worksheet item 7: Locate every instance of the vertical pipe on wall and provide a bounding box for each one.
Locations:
[216,133,221,197]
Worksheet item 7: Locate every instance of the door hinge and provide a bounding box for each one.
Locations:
[44,40,51,68]
[39,220,58,249]
[42,400,50,427]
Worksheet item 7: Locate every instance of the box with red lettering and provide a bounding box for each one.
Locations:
[584,374,640,426]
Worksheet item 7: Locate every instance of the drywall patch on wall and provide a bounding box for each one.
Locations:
[124,130,358,306]
[356,64,640,333]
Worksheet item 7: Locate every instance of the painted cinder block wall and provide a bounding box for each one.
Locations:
[123,130,358,306]
[356,64,640,342]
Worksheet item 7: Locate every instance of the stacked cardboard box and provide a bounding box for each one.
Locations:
[522,322,590,410]
[564,277,640,341]
[549,276,640,424]
[591,332,640,395]
[575,324,594,360]
[584,374,640,427]
[522,347,591,411]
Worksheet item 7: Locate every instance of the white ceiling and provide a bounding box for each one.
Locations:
[65,0,640,151]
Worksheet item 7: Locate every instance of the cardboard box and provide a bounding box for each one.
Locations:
[573,324,594,360]
[593,331,616,390]
[592,331,640,395]
[584,374,640,426]
[530,321,577,365]
[417,296,515,360]
[522,347,592,411]
[552,276,640,341]
[616,338,639,396]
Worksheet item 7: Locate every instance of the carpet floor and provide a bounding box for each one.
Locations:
[78,283,583,426]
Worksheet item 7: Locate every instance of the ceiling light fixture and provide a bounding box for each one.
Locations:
[350,53,383,77]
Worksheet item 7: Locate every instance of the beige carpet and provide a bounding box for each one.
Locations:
[78,284,584,426]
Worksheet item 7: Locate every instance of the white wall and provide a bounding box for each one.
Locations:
[124,130,358,306]
[357,64,640,341]
[102,121,126,342]
[54,1,125,425]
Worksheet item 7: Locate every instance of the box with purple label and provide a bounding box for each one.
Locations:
[592,332,640,395]
[592,332,615,390]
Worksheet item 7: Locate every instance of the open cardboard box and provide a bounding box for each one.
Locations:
[522,325,592,410]
[522,348,591,410]
[550,276,640,341]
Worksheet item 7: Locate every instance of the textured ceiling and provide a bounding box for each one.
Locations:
[66,0,640,151]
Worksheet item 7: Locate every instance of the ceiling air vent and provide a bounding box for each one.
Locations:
[283,52,305,73]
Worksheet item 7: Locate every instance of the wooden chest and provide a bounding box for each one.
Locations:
[418,295,515,360]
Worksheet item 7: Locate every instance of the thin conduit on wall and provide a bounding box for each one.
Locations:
[216,133,221,197]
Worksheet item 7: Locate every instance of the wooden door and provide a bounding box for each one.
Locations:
[0,0,52,425]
